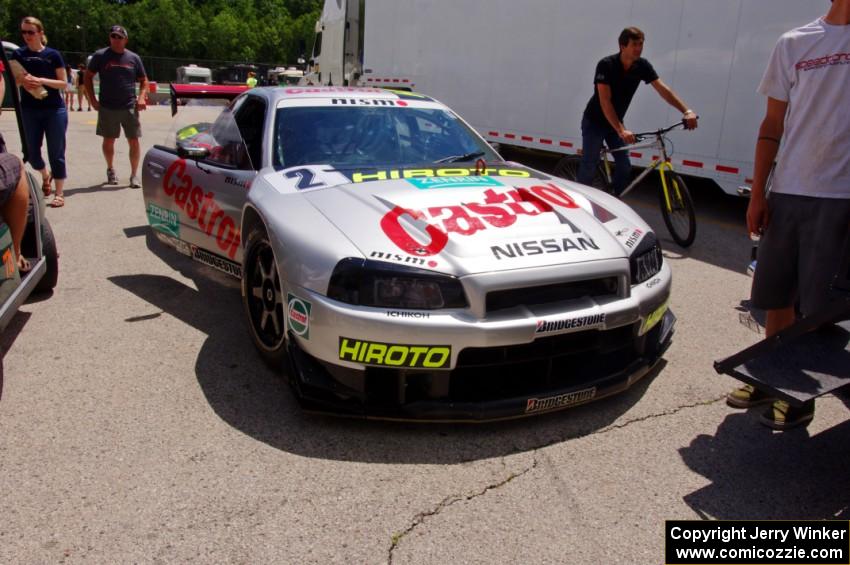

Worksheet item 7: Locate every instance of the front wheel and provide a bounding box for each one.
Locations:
[553,155,607,190]
[659,172,697,247]
[241,227,288,368]
[34,217,59,293]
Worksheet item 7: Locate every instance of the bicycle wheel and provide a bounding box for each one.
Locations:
[659,172,697,247]
[553,155,607,190]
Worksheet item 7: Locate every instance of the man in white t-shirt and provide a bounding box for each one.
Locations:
[726,0,850,430]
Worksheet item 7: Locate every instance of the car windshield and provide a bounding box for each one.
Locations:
[272,105,499,170]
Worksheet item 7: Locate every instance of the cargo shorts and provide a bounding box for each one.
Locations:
[751,192,850,316]
[97,107,142,139]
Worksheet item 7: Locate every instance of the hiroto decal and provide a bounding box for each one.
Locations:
[525,387,597,413]
[347,166,540,184]
[287,294,312,339]
[339,337,450,368]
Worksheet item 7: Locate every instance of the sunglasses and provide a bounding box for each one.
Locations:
[109,33,124,39]
[21,29,38,36]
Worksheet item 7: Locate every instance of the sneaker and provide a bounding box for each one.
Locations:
[759,400,814,431]
[726,384,776,409]
[106,168,118,185]
[129,176,141,188]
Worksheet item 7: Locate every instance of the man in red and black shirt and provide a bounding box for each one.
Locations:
[577,27,698,195]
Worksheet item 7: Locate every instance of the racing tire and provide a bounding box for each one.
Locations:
[659,173,697,248]
[34,217,59,293]
[241,227,288,368]
[553,155,607,190]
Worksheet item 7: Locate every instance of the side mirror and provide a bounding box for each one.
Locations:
[177,144,210,160]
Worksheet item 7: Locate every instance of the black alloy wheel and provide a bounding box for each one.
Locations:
[242,228,287,367]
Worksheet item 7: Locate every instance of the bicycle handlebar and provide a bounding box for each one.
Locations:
[633,116,699,141]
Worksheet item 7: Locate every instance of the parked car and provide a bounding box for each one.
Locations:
[141,85,673,421]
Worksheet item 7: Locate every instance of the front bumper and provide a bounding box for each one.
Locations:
[287,308,675,422]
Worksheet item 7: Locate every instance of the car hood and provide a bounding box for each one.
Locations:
[265,166,643,276]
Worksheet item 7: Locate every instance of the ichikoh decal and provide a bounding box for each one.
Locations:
[287,294,312,339]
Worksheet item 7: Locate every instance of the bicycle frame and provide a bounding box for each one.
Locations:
[597,131,682,211]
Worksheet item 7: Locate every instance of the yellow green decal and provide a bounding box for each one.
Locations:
[640,301,668,336]
[339,337,451,368]
[349,167,535,184]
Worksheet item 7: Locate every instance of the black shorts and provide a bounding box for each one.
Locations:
[751,193,850,316]
[0,153,23,208]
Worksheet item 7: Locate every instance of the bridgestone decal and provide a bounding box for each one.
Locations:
[526,387,597,413]
[190,245,242,278]
[338,337,451,368]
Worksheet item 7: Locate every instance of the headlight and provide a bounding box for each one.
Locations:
[629,232,663,285]
[327,258,468,309]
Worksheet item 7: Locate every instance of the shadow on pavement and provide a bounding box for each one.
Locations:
[0,310,32,403]
[62,183,129,197]
[107,227,669,464]
[680,412,850,519]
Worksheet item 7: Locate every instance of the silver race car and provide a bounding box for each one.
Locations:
[142,85,674,421]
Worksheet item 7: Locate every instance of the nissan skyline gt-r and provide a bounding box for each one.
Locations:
[141,85,674,422]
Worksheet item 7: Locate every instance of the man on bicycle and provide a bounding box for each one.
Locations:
[578,27,698,196]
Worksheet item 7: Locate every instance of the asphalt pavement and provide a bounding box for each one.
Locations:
[1,106,848,564]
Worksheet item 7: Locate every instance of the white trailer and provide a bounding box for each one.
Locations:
[306,0,825,196]
[176,64,212,84]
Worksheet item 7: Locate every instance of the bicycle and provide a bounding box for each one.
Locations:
[554,120,697,247]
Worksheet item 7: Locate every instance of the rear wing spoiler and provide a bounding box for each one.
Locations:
[170,83,250,116]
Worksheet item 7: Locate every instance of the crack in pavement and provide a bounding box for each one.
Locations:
[386,458,540,564]
[594,395,727,436]
[384,396,724,563]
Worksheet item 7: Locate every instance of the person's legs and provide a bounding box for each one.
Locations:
[102,137,116,169]
[122,109,143,186]
[602,128,630,195]
[577,117,604,186]
[21,110,49,187]
[128,137,140,178]
[97,108,122,184]
[0,154,30,271]
[44,107,68,205]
